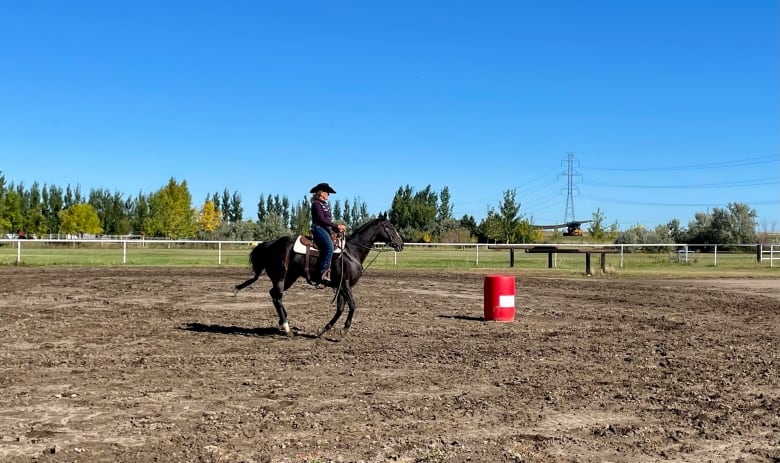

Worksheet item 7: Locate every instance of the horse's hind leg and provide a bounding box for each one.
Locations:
[269,286,291,336]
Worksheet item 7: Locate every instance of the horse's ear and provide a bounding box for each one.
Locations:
[379,211,387,220]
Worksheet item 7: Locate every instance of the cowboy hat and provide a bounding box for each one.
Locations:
[309,182,336,194]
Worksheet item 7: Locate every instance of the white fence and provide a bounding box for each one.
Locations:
[0,238,256,265]
[0,238,776,268]
[760,244,780,268]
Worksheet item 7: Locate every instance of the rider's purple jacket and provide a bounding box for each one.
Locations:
[311,200,338,232]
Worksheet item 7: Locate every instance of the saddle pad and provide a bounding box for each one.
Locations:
[293,236,344,255]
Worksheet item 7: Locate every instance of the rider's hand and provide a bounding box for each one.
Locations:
[338,224,347,233]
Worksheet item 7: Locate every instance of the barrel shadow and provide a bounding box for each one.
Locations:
[437,314,485,322]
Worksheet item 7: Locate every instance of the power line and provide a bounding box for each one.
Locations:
[582,178,780,189]
[583,155,779,172]
[580,194,780,207]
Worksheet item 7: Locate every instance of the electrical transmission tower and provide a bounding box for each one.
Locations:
[561,152,582,223]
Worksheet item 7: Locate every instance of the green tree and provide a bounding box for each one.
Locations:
[615,223,670,252]
[231,220,258,241]
[435,217,460,242]
[335,197,369,230]
[685,202,757,249]
[58,203,103,237]
[479,210,504,243]
[459,214,478,237]
[358,201,370,227]
[148,178,196,239]
[228,191,243,223]
[290,197,311,236]
[280,196,291,228]
[515,220,541,243]
[23,182,47,236]
[726,202,757,244]
[256,212,290,241]
[64,184,83,208]
[497,189,521,243]
[257,194,267,222]
[666,219,686,243]
[43,184,64,235]
[389,185,438,241]
[0,189,23,235]
[332,199,342,221]
[437,186,453,221]
[221,188,231,223]
[0,173,9,233]
[390,186,414,231]
[89,188,131,235]
[214,220,257,240]
[343,199,352,227]
[585,209,619,243]
[130,192,151,236]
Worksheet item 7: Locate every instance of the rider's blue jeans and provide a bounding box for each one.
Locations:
[312,225,333,274]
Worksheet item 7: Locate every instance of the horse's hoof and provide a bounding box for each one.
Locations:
[279,322,292,337]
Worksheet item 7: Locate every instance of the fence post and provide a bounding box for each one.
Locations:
[714,245,717,267]
[475,243,479,267]
[123,240,127,264]
[218,242,222,265]
[17,240,21,264]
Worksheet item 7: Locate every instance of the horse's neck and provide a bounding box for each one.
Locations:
[346,227,380,262]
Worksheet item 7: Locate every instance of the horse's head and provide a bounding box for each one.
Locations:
[377,212,404,251]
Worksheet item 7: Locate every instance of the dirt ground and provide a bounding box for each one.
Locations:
[0,266,777,463]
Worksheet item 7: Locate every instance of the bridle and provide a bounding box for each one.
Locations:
[341,223,401,269]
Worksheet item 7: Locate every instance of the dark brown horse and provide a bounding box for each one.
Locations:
[234,212,404,336]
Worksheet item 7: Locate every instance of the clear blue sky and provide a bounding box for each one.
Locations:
[1,1,778,230]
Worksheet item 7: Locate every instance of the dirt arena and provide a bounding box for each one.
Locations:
[0,266,777,462]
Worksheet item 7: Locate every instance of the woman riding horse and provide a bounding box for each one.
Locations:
[234,212,404,337]
[309,182,346,283]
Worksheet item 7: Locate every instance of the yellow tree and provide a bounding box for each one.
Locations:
[198,200,222,233]
[58,203,103,238]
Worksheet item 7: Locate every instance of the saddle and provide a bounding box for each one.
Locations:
[294,231,344,284]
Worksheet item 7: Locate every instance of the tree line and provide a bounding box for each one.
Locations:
[0,173,374,241]
[0,171,765,247]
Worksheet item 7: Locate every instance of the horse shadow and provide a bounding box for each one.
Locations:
[179,322,320,340]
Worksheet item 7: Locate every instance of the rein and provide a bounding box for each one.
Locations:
[325,221,400,304]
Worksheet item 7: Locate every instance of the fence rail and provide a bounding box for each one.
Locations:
[1,239,778,272]
[760,244,780,268]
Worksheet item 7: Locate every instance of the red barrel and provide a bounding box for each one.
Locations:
[483,275,516,322]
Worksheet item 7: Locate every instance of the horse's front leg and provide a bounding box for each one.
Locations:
[341,288,357,332]
[269,286,291,336]
[318,290,348,337]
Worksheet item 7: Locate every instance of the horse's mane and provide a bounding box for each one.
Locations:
[347,216,384,240]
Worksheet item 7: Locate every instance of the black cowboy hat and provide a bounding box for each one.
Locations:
[310,182,336,194]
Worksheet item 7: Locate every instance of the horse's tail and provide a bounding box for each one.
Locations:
[234,242,269,293]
